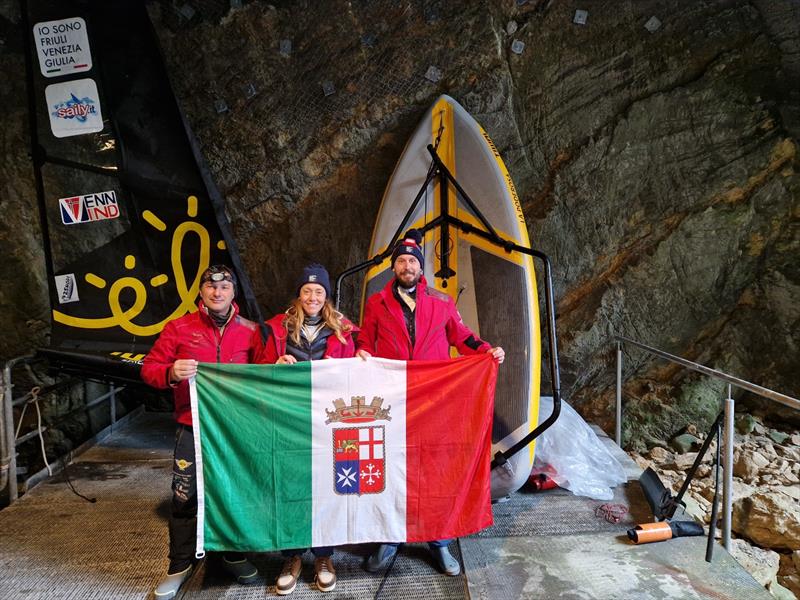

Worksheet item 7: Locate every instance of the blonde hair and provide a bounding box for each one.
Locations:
[284,298,351,346]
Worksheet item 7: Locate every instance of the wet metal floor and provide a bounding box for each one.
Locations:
[0,411,770,599]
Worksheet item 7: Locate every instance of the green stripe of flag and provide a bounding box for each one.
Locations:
[196,362,313,551]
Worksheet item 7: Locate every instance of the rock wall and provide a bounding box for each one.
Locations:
[146,0,799,447]
[2,0,798,448]
[0,1,50,360]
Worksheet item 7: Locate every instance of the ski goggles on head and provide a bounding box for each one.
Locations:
[200,265,237,287]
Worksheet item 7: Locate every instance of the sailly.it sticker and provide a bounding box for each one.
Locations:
[45,78,103,138]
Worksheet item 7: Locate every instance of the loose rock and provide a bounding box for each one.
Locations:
[732,489,800,549]
[728,538,779,587]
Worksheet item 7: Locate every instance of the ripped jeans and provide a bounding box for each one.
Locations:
[169,424,246,573]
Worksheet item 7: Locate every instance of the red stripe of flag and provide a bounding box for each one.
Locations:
[405,354,497,542]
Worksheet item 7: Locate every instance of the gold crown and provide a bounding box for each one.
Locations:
[325,396,392,424]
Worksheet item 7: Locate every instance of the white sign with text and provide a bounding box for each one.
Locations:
[33,17,92,78]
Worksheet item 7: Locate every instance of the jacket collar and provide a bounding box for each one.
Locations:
[380,274,428,300]
[197,300,239,326]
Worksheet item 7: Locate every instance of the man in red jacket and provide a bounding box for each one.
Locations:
[141,264,263,599]
[356,229,504,577]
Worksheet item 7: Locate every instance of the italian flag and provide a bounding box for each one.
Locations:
[189,354,497,554]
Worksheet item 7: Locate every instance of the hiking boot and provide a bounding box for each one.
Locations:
[153,565,193,599]
[364,544,398,572]
[222,555,259,584]
[276,555,302,595]
[430,545,461,576]
[314,556,336,592]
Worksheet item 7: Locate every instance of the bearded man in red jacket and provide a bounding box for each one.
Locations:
[356,229,504,577]
[141,264,263,599]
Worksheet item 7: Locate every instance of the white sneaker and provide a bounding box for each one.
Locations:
[153,565,193,599]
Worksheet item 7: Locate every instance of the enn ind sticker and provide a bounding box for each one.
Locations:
[59,190,119,225]
[45,78,103,138]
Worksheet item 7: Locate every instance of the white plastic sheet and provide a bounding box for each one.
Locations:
[532,397,626,500]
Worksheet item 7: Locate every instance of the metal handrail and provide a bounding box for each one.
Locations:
[1,355,34,501]
[1,355,126,506]
[616,336,799,412]
[614,336,799,554]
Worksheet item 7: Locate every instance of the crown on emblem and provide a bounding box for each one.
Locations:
[326,396,392,424]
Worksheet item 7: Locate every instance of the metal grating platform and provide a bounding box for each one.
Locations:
[477,483,652,538]
[0,410,771,599]
[0,411,470,600]
[179,543,468,599]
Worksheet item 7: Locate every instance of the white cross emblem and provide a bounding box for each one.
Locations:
[337,466,357,488]
[360,463,382,486]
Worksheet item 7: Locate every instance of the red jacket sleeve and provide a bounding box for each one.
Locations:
[141,320,179,389]
[255,323,280,364]
[248,324,264,363]
[326,322,359,358]
[357,297,379,354]
[445,300,491,356]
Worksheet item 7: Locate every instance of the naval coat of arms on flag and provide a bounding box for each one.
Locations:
[189,354,497,554]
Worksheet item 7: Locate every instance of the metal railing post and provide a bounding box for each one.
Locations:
[110,386,116,430]
[3,363,19,503]
[723,384,734,552]
[1,367,8,493]
[616,341,623,446]
[614,336,797,557]
[108,383,117,431]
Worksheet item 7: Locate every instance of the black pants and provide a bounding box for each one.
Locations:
[168,425,198,572]
[169,425,245,573]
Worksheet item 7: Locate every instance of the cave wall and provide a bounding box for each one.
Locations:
[0,1,50,360]
[2,0,798,449]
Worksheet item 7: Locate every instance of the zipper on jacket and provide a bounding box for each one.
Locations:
[216,324,226,363]
[385,302,412,359]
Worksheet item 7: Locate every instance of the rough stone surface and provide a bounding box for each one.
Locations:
[630,414,799,595]
[737,413,758,435]
[0,2,49,360]
[734,448,773,482]
[732,489,800,550]
[771,431,792,445]
[729,538,780,587]
[670,433,701,454]
[147,0,800,447]
[778,575,800,599]
[768,579,797,600]
[1,2,798,452]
